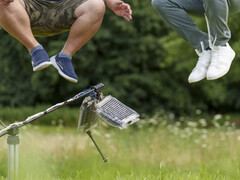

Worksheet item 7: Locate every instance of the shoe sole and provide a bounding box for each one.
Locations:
[207,68,229,80]
[188,76,206,83]
[50,56,78,83]
[207,51,235,80]
[33,61,52,72]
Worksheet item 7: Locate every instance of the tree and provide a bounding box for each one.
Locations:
[0,0,240,115]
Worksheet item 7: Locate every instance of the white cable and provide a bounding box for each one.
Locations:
[0,120,7,127]
[204,13,212,48]
[204,13,217,48]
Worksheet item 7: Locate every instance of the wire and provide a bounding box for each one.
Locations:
[0,120,7,127]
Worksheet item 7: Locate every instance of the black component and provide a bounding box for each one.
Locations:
[91,83,104,92]
[0,84,103,138]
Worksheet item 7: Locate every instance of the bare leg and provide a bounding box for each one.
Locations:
[61,0,105,57]
[0,0,39,51]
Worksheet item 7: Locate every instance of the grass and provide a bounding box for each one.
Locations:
[1,117,240,180]
[1,107,240,179]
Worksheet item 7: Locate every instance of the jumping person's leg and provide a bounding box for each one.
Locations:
[0,0,38,51]
[203,0,230,46]
[204,0,236,80]
[0,0,51,71]
[152,0,213,83]
[152,0,208,50]
[61,0,105,57]
[51,0,105,83]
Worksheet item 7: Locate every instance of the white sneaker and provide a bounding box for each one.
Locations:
[188,49,211,83]
[207,43,235,80]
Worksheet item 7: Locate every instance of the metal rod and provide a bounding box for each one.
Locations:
[8,145,13,180]
[7,131,19,180]
[0,83,105,180]
[8,144,18,180]
[86,131,108,162]
[15,145,19,179]
[0,83,104,138]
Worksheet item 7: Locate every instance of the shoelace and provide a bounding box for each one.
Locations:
[195,50,210,69]
[211,50,221,67]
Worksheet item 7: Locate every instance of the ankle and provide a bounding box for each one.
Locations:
[58,52,71,60]
[30,45,44,56]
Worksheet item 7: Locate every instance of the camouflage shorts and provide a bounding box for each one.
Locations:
[23,0,87,37]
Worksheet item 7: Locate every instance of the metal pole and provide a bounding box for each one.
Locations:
[7,127,19,180]
[86,131,108,162]
[0,83,105,179]
[0,83,105,138]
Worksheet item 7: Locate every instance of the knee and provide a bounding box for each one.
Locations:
[151,0,159,8]
[0,1,22,17]
[89,0,105,20]
[204,0,228,16]
[152,0,170,12]
[96,0,105,15]
[0,4,11,21]
[0,3,10,13]
[96,0,105,19]
[75,0,105,21]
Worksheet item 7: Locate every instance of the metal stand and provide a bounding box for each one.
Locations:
[0,83,105,180]
[7,127,19,180]
[86,131,108,162]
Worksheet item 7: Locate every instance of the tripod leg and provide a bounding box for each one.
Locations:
[8,144,14,180]
[86,131,108,162]
[14,145,19,179]
[8,135,19,180]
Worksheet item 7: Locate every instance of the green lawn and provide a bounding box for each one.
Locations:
[1,119,240,180]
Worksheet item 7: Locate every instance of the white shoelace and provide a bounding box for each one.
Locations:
[195,45,211,69]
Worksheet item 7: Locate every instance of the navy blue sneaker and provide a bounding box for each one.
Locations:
[30,45,51,71]
[50,52,78,83]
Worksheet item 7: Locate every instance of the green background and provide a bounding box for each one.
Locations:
[0,0,240,115]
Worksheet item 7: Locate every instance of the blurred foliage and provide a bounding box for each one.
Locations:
[0,0,240,115]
